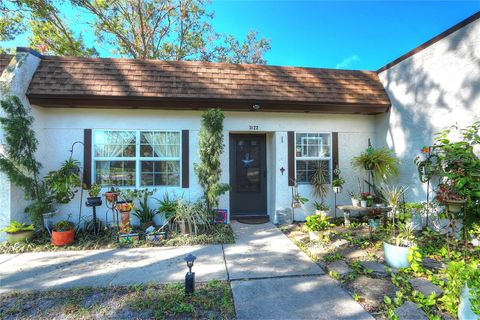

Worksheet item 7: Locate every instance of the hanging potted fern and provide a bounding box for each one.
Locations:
[352,146,400,184]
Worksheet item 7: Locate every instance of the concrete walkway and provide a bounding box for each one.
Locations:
[0,222,372,319]
[227,222,373,320]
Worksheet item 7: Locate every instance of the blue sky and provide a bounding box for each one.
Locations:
[6,1,480,71]
[209,1,479,70]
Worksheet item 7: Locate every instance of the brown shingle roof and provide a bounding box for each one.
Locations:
[26,55,390,113]
[0,54,13,75]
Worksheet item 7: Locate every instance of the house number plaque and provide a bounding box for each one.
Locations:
[249,125,259,131]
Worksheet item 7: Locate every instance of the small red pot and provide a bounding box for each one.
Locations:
[51,228,75,246]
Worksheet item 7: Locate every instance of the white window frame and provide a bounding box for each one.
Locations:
[294,132,332,184]
[92,129,182,188]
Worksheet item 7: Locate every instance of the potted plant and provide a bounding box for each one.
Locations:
[157,192,179,224]
[332,176,345,193]
[1,220,35,243]
[45,158,82,205]
[313,201,329,216]
[349,191,359,207]
[51,220,74,246]
[105,187,120,204]
[436,183,466,214]
[372,194,385,207]
[116,201,134,234]
[352,146,400,185]
[305,213,333,241]
[132,189,158,230]
[292,193,308,209]
[359,192,370,207]
[380,184,411,269]
[86,183,102,206]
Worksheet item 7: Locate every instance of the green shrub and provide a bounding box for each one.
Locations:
[1,220,35,233]
[305,214,333,231]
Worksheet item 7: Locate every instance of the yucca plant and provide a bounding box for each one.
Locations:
[311,161,330,202]
[379,184,408,239]
[352,146,400,184]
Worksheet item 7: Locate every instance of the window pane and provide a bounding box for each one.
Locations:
[94,131,137,158]
[140,160,180,186]
[296,160,331,184]
[95,160,136,186]
[140,145,153,157]
[296,133,331,158]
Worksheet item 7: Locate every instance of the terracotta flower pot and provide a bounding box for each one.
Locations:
[105,192,118,203]
[51,228,74,246]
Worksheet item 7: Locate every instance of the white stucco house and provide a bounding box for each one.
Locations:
[0,11,478,237]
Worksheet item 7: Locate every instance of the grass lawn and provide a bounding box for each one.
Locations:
[0,280,235,320]
[0,224,235,254]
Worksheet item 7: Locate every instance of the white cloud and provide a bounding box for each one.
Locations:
[335,54,360,69]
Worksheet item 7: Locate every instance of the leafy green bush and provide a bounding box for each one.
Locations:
[53,221,73,232]
[1,220,35,233]
[305,214,333,231]
[440,260,480,316]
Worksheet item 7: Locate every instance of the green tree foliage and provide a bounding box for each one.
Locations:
[12,0,97,56]
[0,3,25,53]
[3,0,270,63]
[0,96,51,227]
[194,108,229,211]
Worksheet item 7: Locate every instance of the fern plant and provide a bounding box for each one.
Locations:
[352,146,400,183]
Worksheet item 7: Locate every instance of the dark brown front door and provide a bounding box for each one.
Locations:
[229,134,267,217]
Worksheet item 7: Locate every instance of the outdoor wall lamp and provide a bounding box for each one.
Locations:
[251,104,261,111]
[184,253,197,295]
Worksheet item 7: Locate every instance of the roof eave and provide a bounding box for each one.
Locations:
[27,94,390,115]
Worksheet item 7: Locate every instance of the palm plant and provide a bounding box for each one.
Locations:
[174,199,211,236]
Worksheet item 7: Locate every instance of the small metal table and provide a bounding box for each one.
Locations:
[336,205,392,226]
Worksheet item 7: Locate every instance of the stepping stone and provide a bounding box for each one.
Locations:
[338,247,368,260]
[395,301,428,320]
[326,260,353,277]
[308,246,329,257]
[330,239,349,249]
[423,258,445,272]
[360,261,388,277]
[348,276,397,310]
[409,278,444,297]
[370,249,385,261]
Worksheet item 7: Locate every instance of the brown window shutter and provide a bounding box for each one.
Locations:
[332,132,339,178]
[182,130,189,188]
[83,129,92,187]
[288,131,295,186]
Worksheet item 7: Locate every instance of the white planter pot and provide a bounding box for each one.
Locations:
[351,198,359,207]
[383,241,411,269]
[360,200,367,208]
[373,203,385,208]
[471,237,480,247]
[459,284,479,320]
[309,231,320,241]
[315,210,329,217]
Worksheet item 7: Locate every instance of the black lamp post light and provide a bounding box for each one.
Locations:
[184,253,197,296]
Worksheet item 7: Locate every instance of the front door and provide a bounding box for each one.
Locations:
[229,134,267,217]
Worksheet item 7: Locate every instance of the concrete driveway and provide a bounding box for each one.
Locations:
[0,245,227,293]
